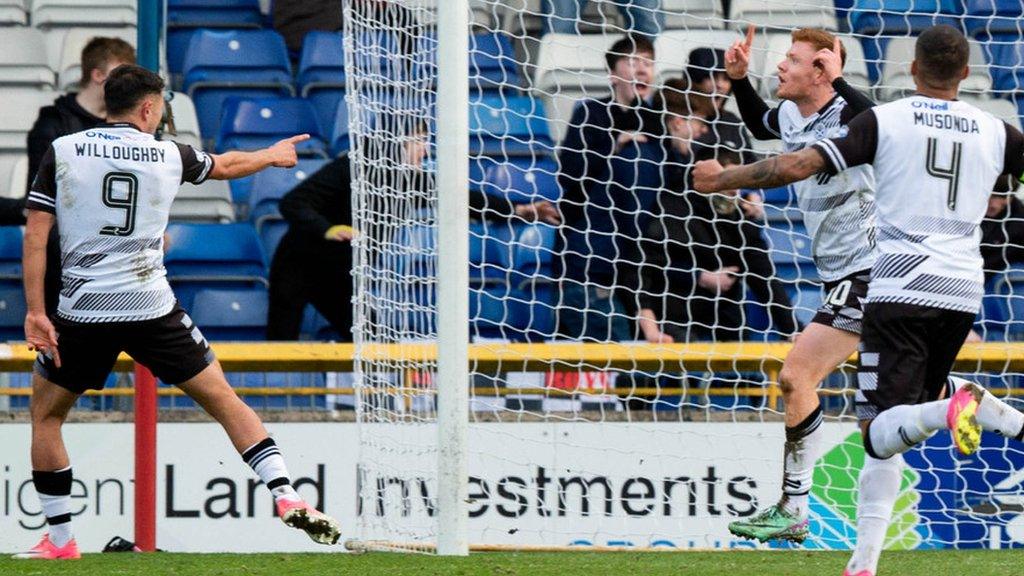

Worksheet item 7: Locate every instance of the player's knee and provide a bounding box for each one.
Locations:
[777,365,811,397]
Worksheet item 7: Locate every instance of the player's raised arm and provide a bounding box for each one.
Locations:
[813,35,876,116]
[207,134,311,181]
[727,25,781,140]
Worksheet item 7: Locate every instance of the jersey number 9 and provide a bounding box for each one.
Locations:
[100,172,139,237]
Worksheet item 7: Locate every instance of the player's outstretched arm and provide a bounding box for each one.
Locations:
[208,134,311,181]
[692,147,827,193]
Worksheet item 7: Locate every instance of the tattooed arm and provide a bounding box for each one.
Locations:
[692,148,827,193]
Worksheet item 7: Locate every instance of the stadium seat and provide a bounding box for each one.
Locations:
[469,220,513,283]
[216,97,328,158]
[181,30,294,145]
[965,0,1024,39]
[0,0,27,25]
[330,99,351,157]
[299,305,341,341]
[480,161,561,204]
[167,0,262,29]
[662,0,724,30]
[5,154,27,200]
[258,219,288,261]
[31,0,135,28]
[0,286,25,342]
[982,35,1024,94]
[190,288,268,341]
[0,91,58,152]
[165,91,203,151]
[171,179,235,224]
[0,226,22,285]
[848,0,962,35]
[729,0,838,31]
[57,28,135,90]
[880,37,991,99]
[470,95,554,158]
[164,223,268,308]
[469,32,520,93]
[511,222,557,280]
[227,372,327,410]
[762,223,817,281]
[248,158,328,229]
[297,32,347,133]
[0,29,56,90]
[166,28,198,79]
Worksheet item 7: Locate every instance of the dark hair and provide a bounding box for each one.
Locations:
[104,64,165,116]
[605,35,655,71]
[658,78,714,119]
[686,47,726,86]
[915,25,969,89]
[80,36,136,88]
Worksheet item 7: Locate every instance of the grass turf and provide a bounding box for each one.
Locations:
[0,550,1019,576]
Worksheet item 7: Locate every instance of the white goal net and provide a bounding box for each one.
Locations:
[344,0,1024,554]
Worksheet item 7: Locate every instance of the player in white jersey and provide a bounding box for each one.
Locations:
[694,26,1024,576]
[15,65,340,560]
[722,26,878,544]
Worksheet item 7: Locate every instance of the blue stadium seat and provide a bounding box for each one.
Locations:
[470,96,554,158]
[470,221,513,283]
[298,32,347,135]
[785,281,824,328]
[182,30,294,145]
[0,226,22,286]
[965,0,1024,38]
[330,99,351,156]
[190,288,268,341]
[217,97,328,157]
[166,28,197,78]
[165,223,268,308]
[168,0,262,28]
[848,0,961,35]
[248,159,328,226]
[470,32,520,93]
[258,220,289,261]
[481,162,561,204]
[0,286,25,342]
[511,222,557,280]
[762,223,817,282]
[300,305,341,341]
[982,35,1024,93]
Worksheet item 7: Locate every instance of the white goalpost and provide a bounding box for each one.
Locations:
[343,0,1024,555]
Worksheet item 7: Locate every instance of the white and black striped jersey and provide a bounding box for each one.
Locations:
[814,96,1024,314]
[757,96,877,282]
[27,122,214,323]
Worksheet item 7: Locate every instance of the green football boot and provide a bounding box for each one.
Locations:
[728,502,809,543]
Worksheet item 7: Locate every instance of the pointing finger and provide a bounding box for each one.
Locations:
[287,134,311,144]
[744,24,755,49]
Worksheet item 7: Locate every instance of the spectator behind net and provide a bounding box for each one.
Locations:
[684,47,756,164]
[639,147,797,343]
[556,34,668,342]
[267,123,559,340]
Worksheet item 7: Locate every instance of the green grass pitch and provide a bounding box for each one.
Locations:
[0,550,1019,576]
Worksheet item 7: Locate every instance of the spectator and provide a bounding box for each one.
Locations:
[981,175,1024,280]
[638,149,797,342]
[267,124,558,340]
[545,0,663,38]
[683,48,755,164]
[556,35,667,341]
[272,0,342,54]
[24,36,136,317]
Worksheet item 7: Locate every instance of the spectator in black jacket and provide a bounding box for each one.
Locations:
[267,127,559,340]
[556,35,667,341]
[684,48,756,165]
[638,150,796,342]
[981,176,1024,280]
[23,36,135,317]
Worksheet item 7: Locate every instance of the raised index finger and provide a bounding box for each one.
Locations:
[287,133,311,144]
[743,24,755,49]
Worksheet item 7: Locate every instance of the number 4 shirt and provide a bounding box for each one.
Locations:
[812,96,1024,314]
[26,122,215,323]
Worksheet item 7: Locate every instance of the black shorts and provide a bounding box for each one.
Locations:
[855,302,975,421]
[36,304,216,394]
[810,270,871,335]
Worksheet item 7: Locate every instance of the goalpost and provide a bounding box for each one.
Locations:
[343,0,1024,555]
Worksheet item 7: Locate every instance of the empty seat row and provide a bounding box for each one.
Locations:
[0,26,139,92]
[0,0,135,28]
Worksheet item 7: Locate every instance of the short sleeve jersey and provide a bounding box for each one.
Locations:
[27,122,214,323]
[813,96,1024,314]
[757,97,877,282]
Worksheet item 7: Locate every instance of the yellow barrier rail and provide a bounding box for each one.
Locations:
[0,342,1021,408]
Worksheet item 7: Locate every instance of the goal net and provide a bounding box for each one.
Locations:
[343,0,1024,553]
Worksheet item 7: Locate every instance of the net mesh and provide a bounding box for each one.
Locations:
[345,0,1024,553]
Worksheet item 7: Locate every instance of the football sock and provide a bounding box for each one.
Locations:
[242,438,300,502]
[865,401,946,459]
[32,467,74,547]
[780,404,824,517]
[947,377,1024,440]
[846,454,902,576]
